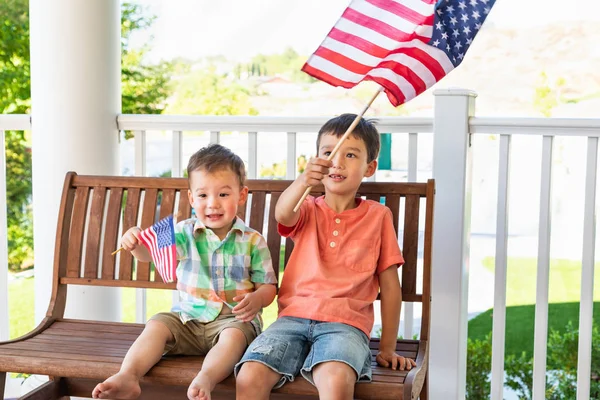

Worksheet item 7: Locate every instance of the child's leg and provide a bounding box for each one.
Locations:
[235,317,313,400]
[235,362,282,400]
[92,319,173,399]
[300,322,372,400]
[312,361,357,400]
[187,327,247,400]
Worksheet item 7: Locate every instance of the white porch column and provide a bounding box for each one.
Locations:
[30,0,121,323]
[430,88,476,399]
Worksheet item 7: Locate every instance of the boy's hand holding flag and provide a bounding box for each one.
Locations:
[113,215,178,283]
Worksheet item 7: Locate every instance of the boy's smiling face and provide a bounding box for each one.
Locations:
[318,133,377,197]
[187,168,248,240]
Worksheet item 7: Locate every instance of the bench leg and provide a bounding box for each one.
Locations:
[17,378,64,400]
[0,371,6,400]
[419,374,428,400]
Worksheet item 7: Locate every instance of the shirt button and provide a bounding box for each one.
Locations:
[335,218,341,224]
[333,230,339,236]
[216,270,221,276]
[330,241,336,248]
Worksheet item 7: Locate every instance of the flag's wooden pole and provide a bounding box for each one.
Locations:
[292,85,384,212]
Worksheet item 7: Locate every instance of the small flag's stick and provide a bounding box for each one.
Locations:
[292,86,384,212]
[112,212,181,256]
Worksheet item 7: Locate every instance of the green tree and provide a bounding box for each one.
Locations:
[121,3,174,115]
[247,47,316,83]
[1,0,174,269]
[1,0,33,270]
[533,71,566,117]
[166,66,257,115]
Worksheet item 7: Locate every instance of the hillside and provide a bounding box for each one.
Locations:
[248,21,600,118]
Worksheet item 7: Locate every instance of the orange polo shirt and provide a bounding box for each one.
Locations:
[277,195,404,337]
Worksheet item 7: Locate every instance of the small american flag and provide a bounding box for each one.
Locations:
[138,215,177,283]
[302,0,496,106]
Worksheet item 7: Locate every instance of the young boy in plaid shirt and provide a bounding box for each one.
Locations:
[93,144,277,400]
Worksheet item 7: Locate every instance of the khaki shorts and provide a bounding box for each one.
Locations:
[150,312,258,355]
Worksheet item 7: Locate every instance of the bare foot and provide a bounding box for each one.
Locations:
[187,373,212,400]
[92,372,142,399]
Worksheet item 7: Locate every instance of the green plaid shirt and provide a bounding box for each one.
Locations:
[171,217,276,329]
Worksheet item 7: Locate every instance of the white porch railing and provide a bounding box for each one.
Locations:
[469,117,600,400]
[3,93,600,398]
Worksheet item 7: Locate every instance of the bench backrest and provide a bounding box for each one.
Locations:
[48,172,434,340]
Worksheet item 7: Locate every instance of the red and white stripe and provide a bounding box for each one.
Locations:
[302,0,453,106]
[138,227,177,283]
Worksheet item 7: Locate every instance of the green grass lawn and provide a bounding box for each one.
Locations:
[469,257,600,358]
[8,277,35,339]
[481,256,600,306]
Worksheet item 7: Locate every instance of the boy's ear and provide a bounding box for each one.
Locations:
[364,160,377,178]
[238,186,249,205]
[187,189,194,206]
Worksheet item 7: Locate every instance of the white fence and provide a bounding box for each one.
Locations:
[3,92,600,398]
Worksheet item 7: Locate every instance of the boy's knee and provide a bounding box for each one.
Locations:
[313,362,356,392]
[145,319,173,340]
[236,362,276,391]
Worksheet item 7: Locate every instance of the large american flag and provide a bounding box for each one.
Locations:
[138,215,177,283]
[302,0,496,106]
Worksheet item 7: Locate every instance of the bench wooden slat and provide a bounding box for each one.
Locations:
[385,194,400,234]
[177,190,192,221]
[119,188,141,280]
[0,347,125,364]
[51,320,144,334]
[365,193,380,202]
[267,192,282,282]
[61,277,175,289]
[249,191,266,234]
[67,186,90,278]
[402,194,420,296]
[71,176,428,196]
[137,188,158,281]
[102,188,123,280]
[84,187,107,279]
[420,180,435,342]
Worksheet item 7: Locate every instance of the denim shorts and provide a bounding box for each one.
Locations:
[234,316,372,388]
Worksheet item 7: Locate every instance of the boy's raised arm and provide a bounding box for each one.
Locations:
[275,157,332,227]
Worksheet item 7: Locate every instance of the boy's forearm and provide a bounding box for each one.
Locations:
[380,283,402,352]
[254,283,277,307]
[275,179,308,226]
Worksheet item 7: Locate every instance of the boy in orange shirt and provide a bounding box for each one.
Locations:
[235,114,416,399]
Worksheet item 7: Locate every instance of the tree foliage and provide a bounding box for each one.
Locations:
[166,66,257,115]
[1,0,173,270]
[1,0,33,270]
[121,3,173,115]
[241,47,316,83]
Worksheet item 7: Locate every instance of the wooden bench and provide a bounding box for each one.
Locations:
[0,172,434,400]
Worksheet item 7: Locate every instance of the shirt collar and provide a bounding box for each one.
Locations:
[315,195,367,218]
[193,216,247,237]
